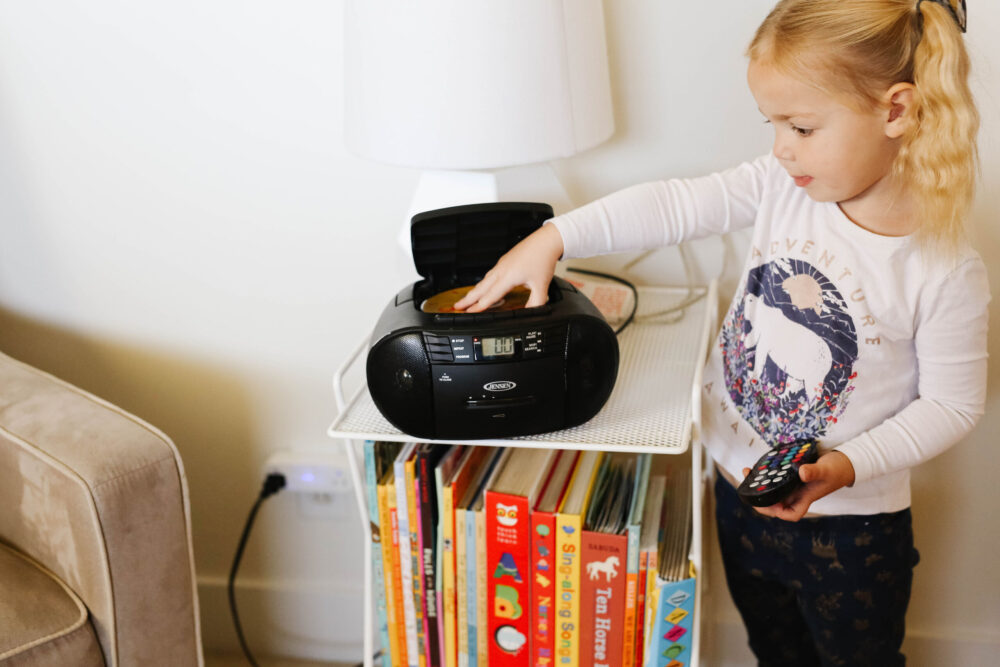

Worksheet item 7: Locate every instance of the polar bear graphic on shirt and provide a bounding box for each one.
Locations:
[720,259,859,445]
[743,292,832,404]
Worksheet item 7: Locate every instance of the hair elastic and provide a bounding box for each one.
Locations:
[917,0,967,33]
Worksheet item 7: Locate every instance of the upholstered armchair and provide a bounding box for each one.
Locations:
[0,351,203,666]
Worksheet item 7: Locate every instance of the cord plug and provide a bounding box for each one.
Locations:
[260,472,286,499]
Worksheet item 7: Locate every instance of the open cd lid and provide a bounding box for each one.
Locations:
[410,202,553,286]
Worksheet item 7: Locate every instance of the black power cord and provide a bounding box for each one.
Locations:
[229,473,383,667]
[228,473,286,667]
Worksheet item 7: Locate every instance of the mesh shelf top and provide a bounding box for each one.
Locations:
[328,285,714,454]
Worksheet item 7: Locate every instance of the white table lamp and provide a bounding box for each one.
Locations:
[344,0,615,267]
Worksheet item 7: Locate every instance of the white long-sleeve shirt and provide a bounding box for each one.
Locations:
[552,153,989,515]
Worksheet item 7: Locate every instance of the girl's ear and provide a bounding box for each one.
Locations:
[884,83,917,139]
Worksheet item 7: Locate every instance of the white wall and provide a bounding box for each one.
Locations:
[0,1,997,663]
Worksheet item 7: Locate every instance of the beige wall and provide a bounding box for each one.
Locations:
[0,1,996,662]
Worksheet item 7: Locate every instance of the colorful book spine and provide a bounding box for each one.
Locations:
[485,488,533,665]
[437,453,460,667]
[638,474,666,667]
[633,552,648,667]
[388,479,409,666]
[455,504,470,667]
[406,456,427,667]
[364,443,393,667]
[395,447,419,666]
[553,451,603,667]
[377,476,403,667]
[530,449,579,667]
[641,556,658,665]
[530,506,557,666]
[475,500,489,667]
[621,525,640,667]
[443,485,459,667]
[443,448,489,667]
[579,531,627,667]
[555,509,583,667]
[622,454,650,667]
[643,578,696,667]
[465,507,479,666]
[417,446,444,667]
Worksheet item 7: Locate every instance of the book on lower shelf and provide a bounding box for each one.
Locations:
[364,443,696,667]
[393,443,420,667]
[364,442,397,667]
[577,454,634,667]
[529,450,580,665]
[441,447,493,667]
[643,466,694,667]
[622,454,653,667]
[379,466,406,667]
[484,448,558,664]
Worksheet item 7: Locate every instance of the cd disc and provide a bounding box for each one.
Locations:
[421,285,531,314]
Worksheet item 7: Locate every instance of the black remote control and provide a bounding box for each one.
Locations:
[737,439,819,507]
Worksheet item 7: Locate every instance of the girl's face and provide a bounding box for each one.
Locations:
[747,60,899,209]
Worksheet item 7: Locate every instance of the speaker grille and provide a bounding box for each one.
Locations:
[565,319,619,427]
[366,333,434,438]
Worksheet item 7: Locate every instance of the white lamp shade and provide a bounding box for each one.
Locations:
[344,0,615,171]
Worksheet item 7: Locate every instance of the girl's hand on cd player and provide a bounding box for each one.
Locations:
[454,224,564,312]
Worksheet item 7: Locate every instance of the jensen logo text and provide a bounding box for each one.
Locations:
[484,381,516,392]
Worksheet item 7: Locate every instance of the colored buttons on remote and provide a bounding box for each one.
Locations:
[736,439,819,507]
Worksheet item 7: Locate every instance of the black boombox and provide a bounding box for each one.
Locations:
[365,202,620,440]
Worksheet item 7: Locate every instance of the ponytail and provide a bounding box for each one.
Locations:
[898,1,979,249]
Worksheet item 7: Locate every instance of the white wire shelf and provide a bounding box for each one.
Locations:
[328,282,717,454]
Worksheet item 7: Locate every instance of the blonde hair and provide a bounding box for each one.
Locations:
[748,0,979,249]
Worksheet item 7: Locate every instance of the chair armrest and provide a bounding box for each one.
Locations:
[0,352,202,667]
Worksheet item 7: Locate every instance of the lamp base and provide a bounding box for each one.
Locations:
[395,163,573,282]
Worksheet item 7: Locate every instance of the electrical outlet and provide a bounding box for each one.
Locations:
[264,449,353,495]
[297,491,349,519]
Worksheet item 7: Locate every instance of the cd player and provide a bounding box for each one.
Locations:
[366,202,619,440]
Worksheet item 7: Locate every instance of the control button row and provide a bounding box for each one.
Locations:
[423,333,450,346]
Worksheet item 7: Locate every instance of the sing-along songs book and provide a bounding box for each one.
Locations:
[554,451,603,667]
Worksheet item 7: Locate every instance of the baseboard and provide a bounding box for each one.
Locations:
[705,618,1000,667]
[902,628,1000,665]
[198,576,366,662]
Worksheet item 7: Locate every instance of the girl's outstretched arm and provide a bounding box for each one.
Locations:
[456,156,770,312]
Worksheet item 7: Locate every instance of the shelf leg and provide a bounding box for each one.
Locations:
[343,439,374,667]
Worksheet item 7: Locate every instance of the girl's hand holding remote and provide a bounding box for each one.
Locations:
[742,451,856,522]
[454,224,565,312]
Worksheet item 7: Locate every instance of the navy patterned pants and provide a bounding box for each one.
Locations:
[714,473,919,666]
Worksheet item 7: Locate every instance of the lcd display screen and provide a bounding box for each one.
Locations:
[481,336,515,358]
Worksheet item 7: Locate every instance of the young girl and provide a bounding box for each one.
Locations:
[456,0,987,664]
